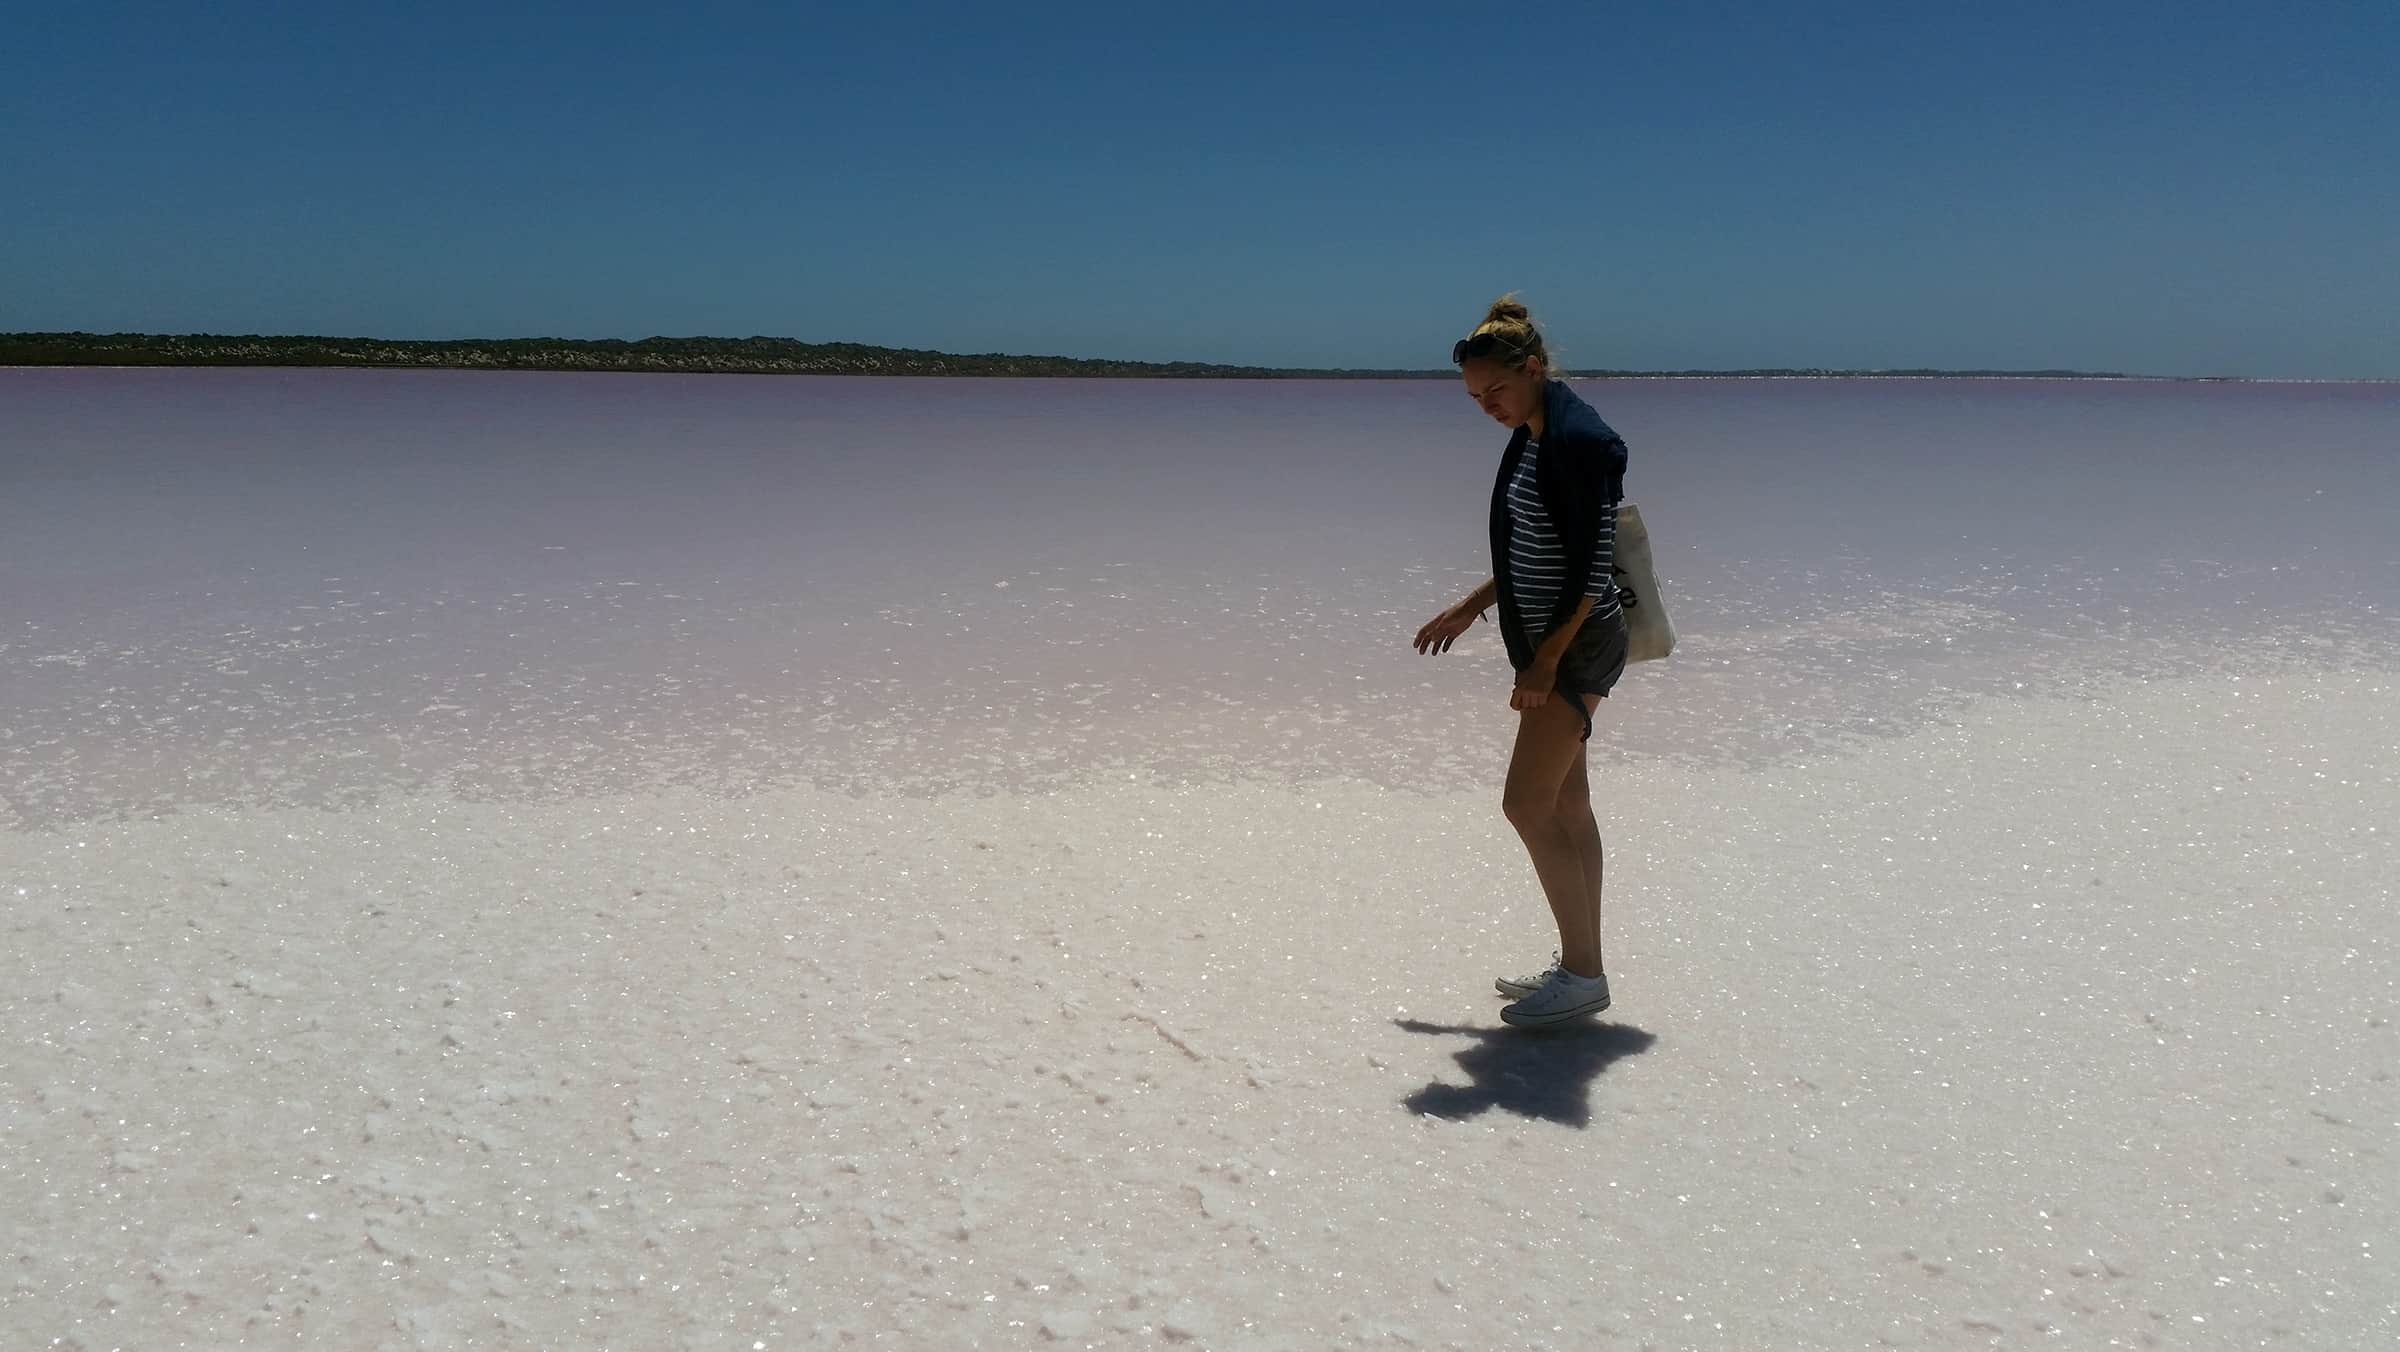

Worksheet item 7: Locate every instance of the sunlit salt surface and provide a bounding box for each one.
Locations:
[3,369,2395,1348]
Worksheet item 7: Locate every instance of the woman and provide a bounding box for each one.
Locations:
[1413,295,1630,1029]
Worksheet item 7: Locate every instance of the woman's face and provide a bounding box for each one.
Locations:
[1459,357,1544,429]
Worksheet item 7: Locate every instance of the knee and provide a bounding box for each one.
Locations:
[1555,792,1594,834]
[1501,789,1558,831]
[1558,798,1600,842]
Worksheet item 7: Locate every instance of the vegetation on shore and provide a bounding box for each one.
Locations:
[0,331,2140,379]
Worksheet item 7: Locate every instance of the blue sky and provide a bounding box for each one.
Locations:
[4,1,2394,376]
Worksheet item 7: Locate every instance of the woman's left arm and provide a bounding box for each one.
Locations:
[1527,594,1596,674]
[1512,592,1596,707]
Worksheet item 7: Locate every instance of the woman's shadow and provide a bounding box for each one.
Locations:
[1396,1017,1657,1126]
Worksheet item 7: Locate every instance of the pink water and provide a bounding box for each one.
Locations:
[5,368,2395,826]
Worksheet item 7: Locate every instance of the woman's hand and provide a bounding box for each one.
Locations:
[1413,602,1479,655]
[1510,662,1557,711]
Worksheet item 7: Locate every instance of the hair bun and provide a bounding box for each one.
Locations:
[1483,293,1531,327]
[1455,292,1554,373]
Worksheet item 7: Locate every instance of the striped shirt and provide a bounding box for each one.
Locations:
[1506,438,1620,642]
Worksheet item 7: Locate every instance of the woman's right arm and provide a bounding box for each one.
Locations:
[1417,578,1496,654]
[1461,577,1496,619]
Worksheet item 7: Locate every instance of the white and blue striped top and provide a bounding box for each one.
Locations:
[1506,438,1620,642]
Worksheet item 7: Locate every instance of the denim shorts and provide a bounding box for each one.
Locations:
[1526,609,1629,743]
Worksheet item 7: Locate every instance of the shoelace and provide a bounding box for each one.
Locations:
[1540,965,1603,996]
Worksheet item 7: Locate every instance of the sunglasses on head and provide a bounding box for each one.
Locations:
[1451,332,1524,365]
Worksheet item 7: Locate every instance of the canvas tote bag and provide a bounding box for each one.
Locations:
[1612,501,1676,663]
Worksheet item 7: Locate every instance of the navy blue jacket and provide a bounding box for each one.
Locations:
[1488,379,1628,672]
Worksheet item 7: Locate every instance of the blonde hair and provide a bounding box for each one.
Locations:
[1454,293,1556,374]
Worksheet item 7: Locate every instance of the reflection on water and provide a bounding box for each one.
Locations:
[5,369,2395,826]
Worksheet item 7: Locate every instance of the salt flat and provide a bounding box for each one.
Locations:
[6,651,2393,1350]
[5,370,2395,1348]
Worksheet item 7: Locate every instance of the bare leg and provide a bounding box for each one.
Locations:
[1557,709,1605,974]
[1502,694,1603,978]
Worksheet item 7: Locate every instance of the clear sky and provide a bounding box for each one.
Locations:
[5,1,2394,377]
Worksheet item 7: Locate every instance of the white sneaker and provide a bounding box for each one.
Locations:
[1500,967,1611,1028]
[1495,951,1562,998]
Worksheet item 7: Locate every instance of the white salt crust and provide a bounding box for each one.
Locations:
[4,660,2394,1349]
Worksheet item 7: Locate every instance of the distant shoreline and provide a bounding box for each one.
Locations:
[1,332,2383,382]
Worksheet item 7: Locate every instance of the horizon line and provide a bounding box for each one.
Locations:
[3,330,2394,383]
